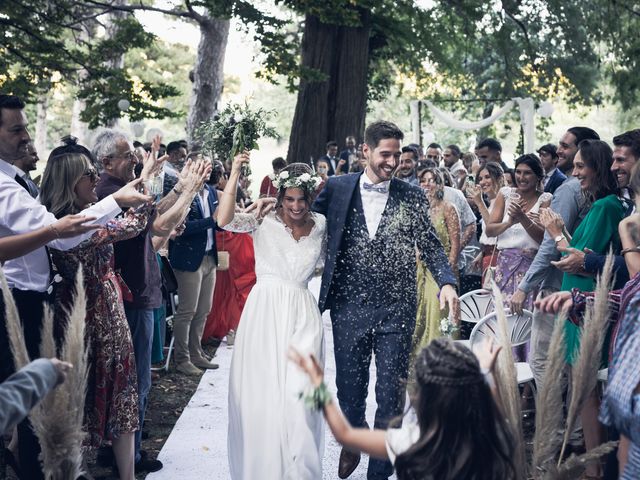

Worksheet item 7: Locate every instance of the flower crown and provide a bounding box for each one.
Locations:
[269,170,323,192]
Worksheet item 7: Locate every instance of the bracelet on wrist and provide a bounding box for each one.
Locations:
[299,382,332,411]
[172,185,183,195]
[49,224,60,239]
[621,246,640,256]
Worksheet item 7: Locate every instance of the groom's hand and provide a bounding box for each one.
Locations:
[439,284,459,320]
[245,197,276,218]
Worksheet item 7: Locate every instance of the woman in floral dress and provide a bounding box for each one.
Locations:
[40,139,151,480]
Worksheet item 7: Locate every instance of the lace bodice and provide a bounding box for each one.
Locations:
[497,187,552,250]
[223,212,326,285]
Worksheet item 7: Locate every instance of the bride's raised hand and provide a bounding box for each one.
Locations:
[288,347,324,387]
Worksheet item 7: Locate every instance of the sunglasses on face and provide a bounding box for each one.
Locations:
[81,168,99,182]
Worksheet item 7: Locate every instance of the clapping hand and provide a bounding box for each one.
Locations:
[465,184,483,205]
[507,200,527,224]
[140,134,166,179]
[288,347,324,387]
[113,177,153,207]
[539,207,564,237]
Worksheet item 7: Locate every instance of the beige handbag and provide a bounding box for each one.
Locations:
[217,234,230,271]
[482,244,498,289]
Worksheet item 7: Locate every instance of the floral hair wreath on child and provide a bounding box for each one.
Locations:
[269,170,323,192]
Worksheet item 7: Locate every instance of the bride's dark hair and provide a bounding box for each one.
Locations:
[275,162,317,208]
[394,338,516,480]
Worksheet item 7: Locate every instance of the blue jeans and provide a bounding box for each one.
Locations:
[125,307,154,462]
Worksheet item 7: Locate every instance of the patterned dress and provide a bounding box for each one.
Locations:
[51,206,151,447]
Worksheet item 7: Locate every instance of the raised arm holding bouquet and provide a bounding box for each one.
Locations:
[197,102,278,178]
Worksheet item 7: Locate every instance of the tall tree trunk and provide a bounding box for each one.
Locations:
[287,10,371,165]
[187,14,230,147]
[35,94,48,156]
[70,98,89,144]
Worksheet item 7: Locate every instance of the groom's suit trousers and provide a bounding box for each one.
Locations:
[330,299,413,480]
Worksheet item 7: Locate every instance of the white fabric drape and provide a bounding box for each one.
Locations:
[514,97,535,154]
[423,100,514,131]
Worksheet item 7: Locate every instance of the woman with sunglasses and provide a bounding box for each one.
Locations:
[39,137,153,480]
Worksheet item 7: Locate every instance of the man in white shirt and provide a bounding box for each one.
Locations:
[0,94,150,479]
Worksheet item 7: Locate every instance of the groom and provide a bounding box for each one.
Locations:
[312,120,458,479]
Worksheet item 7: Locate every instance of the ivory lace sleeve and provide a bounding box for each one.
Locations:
[221,213,260,233]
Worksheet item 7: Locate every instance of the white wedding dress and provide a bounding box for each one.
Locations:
[225,211,326,480]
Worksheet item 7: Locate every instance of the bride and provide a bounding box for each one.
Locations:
[217,153,327,479]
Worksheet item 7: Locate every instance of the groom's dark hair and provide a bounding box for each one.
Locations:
[365,121,404,149]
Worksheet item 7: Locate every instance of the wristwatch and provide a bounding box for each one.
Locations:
[554,235,565,244]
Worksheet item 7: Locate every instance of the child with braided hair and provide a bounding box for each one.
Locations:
[289,338,517,480]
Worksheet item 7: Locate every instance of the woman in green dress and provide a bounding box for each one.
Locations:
[411,168,460,365]
[542,139,624,479]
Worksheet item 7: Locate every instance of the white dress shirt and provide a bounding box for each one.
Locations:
[199,187,215,252]
[543,167,557,187]
[0,159,121,292]
[359,170,390,239]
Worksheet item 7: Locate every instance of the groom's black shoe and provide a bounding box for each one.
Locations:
[338,448,361,479]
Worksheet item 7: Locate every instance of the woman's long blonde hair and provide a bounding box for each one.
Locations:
[40,152,92,218]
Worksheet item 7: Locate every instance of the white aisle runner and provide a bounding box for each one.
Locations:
[147,277,397,479]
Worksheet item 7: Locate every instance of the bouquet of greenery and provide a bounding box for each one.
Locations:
[196,102,278,176]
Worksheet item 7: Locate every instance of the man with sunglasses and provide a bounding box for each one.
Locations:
[0,94,151,480]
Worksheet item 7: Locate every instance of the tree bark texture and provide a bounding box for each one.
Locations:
[187,14,230,146]
[286,10,371,165]
[35,93,48,156]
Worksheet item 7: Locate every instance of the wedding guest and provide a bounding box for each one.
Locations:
[504,168,516,187]
[396,146,419,185]
[443,144,467,186]
[423,142,443,167]
[314,159,330,191]
[318,140,341,176]
[412,168,460,359]
[485,154,551,308]
[40,138,156,480]
[510,127,599,392]
[467,162,505,279]
[339,135,358,167]
[165,140,188,175]
[289,338,516,480]
[12,141,39,198]
[0,95,149,480]
[542,139,624,479]
[163,159,220,375]
[475,138,510,172]
[538,143,566,194]
[93,129,209,473]
[260,157,287,197]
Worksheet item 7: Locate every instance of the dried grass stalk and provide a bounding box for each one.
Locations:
[558,255,614,463]
[532,310,567,476]
[29,268,89,480]
[0,268,30,369]
[553,440,618,480]
[490,284,526,480]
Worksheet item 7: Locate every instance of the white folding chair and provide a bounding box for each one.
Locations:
[459,289,495,325]
[469,309,534,387]
[151,293,178,373]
